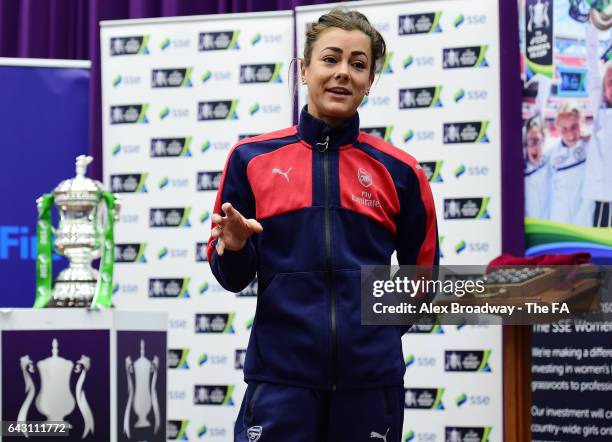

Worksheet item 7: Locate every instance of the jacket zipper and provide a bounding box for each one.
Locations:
[317,135,337,390]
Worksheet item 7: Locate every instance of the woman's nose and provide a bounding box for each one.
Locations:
[334,63,349,80]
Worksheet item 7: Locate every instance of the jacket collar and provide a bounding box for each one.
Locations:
[297,106,360,151]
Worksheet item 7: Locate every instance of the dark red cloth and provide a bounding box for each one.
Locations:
[488,252,592,266]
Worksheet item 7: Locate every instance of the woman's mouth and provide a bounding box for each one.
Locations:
[327,87,351,96]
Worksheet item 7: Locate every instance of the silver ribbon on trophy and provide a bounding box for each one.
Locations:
[124,339,160,439]
[17,338,94,439]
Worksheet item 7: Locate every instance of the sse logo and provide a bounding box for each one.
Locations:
[237,278,258,297]
[111,143,141,156]
[453,14,488,28]
[453,88,488,103]
[160,37,191,50]
[454,164,489,178]
[250,32,283,45]
[112,74,141,87]
[402,54,435,69]
[455,240,490,255]
[444,198,490,220]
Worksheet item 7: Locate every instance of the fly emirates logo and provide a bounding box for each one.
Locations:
[352,190,381,207]
[352,168,381,207]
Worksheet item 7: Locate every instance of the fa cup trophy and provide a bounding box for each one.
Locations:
[35,155,120,308]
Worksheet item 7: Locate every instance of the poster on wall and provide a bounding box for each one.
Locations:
[520,0,612,263]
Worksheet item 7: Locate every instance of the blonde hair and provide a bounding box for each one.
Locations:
[555,101,582,123]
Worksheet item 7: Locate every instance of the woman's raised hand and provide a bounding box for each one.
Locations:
[210,202,263,256]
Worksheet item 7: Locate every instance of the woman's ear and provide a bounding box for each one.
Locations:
[300,59,307,85]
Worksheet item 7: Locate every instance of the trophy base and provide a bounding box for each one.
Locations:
[49,281,96,308]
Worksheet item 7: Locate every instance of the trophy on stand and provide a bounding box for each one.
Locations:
[124,339,160,439]
[17,338,94,439]
[35,155,120,308]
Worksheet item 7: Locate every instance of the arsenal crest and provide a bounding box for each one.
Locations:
[357,168,373,188]
[247,425,262,442]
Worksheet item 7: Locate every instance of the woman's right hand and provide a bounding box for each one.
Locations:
[211,202,263,256]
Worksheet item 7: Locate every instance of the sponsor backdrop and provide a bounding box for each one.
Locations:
[297,0,504,440]
[519,1,612,440]
[100,11,294,441]
[102,2,505,440]
[0,58,90,308]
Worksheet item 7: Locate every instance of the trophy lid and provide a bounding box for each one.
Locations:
[54,155,103,200]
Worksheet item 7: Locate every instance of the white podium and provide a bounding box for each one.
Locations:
[0,309,167,442]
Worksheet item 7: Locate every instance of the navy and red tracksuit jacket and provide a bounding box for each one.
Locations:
[208,107,439,390]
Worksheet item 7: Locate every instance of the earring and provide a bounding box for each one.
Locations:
[366,90,370,96]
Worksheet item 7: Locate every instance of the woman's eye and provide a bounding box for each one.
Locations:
[353,62,366,69]
[323,56,336,63]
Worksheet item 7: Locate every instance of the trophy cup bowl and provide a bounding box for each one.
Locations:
[37,155,120,308]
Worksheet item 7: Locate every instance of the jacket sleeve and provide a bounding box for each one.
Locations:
[395,164,439,266]
[396,164,439,335]
[207,146,258,292]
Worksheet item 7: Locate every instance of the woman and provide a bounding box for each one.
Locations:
[207,7,439,442]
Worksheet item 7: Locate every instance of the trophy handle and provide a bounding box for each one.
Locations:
[74,356,94,438]
[18,356,36,438]
[124,356,134,438]
[151,355,160,434]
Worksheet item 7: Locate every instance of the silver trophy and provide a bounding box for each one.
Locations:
[124,340,160,438]
[35,155,120,308]
[18,338,94,438]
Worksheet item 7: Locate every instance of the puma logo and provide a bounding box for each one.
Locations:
[370,428,390,442]
[272,167,292,182]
